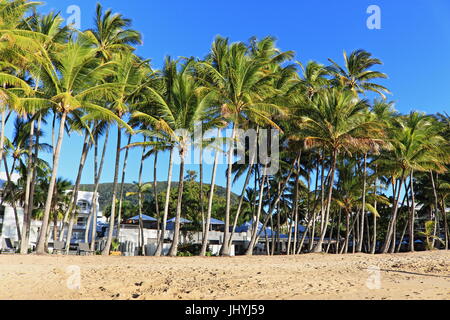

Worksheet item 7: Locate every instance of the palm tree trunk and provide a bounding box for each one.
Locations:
[168,148,186,256]
[65,215,75,254]
[0,109,6,168]
[2,157,21,240]
[365,212,371,252]
[23,117,42,253]
[270,211,275,255]
[117,134,132,239]
[292,174,300,254]
[250,161,298,254]
[36,111,68,254]
[137,138,146,255]
[286,211,293,255]
[155,148,174,256]
[84,213,92,244]
[227,165,255,248]
[220,124,237,256]
[297,210,315,254]
[200,140,220,256]
[228,127,259,248]
[307,161,320,252]
[44,218,52,252]
[408,171,416,252]
[245,165,268,256]
[90,129,109,251]
[371,166,378,254]
[336,209,342,254]
[19,119,35,254]
[357,154,367,252]
[343,211,350,254]
[52,215,58,244]
[396,220,409,253]
[381,171,405,253]
[276,203,281,254]
[51,113,56,160]
[59,131,91,241]
[153,150,160,246]
[0,157,16,207]
[102,126,122,255]
[199,141,204,237]
[429,171,440,249]
[265,183,272,256]
[313,151,338,253]
[440,199,448,250]
[313,156,325,251]
[326,213,335,253]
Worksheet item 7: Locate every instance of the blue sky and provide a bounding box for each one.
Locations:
[6,0,450,194]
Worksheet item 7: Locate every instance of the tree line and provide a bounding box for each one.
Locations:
[0,0,449,256]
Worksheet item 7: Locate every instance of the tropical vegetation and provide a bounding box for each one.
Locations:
[0,0,449,256]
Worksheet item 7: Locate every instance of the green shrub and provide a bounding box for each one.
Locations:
[176,243,212,256]
[111,238,120,252]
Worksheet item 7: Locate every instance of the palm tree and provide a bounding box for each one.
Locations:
[327,49,390,98]
[333,158,389,253]
[84,3,142,62]
[199,128,223,256]
[126,182,153,254]
[100,51,151,255]
[197,36,288,256]
[64,4,142,255]
[13,9,70,254]
[89,123,109,251]
[129,57,215,256]
[418,220,444,250]
[34,38,130,254]
[377,112,449,253]
[298,88,384,252]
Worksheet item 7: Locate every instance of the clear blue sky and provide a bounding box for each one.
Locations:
[6,0,450,193]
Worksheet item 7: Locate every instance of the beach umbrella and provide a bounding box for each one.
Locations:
[167,217,192,223]
[129,214,157,221]
[209,218,225,225]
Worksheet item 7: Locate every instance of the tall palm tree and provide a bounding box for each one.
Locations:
[34,38,130,254]
[14,9,70,254]
[84,3,142,62]
[132,58,211,256]
[197,36,287,256]
[377,112,449,253]
[298,88,384,252]
[328,49,390,98]
[100,51,151,255]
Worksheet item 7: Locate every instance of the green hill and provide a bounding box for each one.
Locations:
[79,182,239,211]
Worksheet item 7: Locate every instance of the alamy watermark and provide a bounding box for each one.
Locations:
[66,5,81,30]
[366,265,381,289]
[367,5,381,30]
[172,122,280,176]
[65,265,81,290]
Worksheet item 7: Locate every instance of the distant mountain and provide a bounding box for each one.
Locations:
[79,181,239,211]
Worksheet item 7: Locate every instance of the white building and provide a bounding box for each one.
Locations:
[67,190,104,243]
[0,172,103,246]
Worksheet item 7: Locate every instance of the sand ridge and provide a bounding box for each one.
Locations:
[0,251,448,300]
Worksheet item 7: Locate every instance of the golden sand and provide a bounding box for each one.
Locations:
[0,251,448,300]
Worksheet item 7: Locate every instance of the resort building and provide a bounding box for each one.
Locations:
[0,172,103,247]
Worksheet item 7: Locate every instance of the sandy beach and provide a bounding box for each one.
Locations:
[0,251,448,300]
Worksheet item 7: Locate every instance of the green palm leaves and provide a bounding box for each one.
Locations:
[328,49,390,98]
[84,3,142,61]
[300,88,384,154]
[0,0,449,257]
[377,112,450,176]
